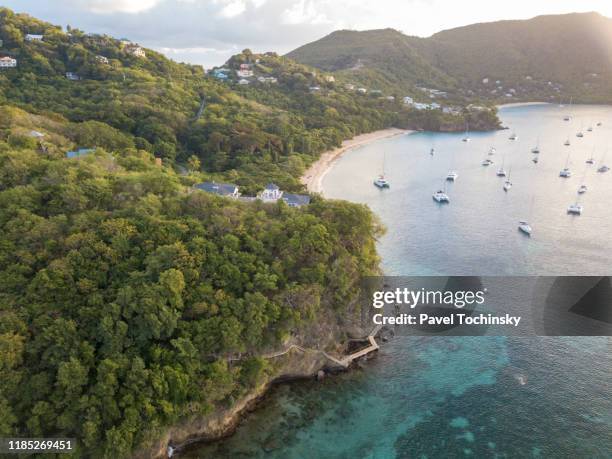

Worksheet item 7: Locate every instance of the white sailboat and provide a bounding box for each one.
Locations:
[518,198,534,236]
[563,97,572,121]
[488,146,496,155]
[576,122,584,138]
[564,137,571,146]
[462,123,471,142]
[373,151,390,188]
[503,169,512,192]
[578,167,587,194]
[586,147,595,164]
[496,157,507,177]
[509,131,518,141]
[559,154,571,177]
[596,151,609,173]
[531,137,540,154]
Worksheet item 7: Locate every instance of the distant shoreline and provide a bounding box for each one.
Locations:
[497,101,551,109]
[301,128,410,194]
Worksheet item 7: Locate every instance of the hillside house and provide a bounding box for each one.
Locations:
[66,72,81,81]
[324,75,335,82]
[309,86,321,92]
[403,96,414,105]
[66,148,95,159]
[239,63,251,70]
[195,182,239,198]
[0,56,17,68]
[237,69,254,78]
[126,45,146,58]
[29,130,45,138]
[282,193,311,208]
[25,34,43,42]
[257,76,277,83]
[357,87,367,94]
[238,79,250,85]
[96,55,109,64]
[259,183,283,202]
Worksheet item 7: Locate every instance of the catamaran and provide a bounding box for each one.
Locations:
[567,203,583,215]
[433,189,450,203]
[373,152,390,188]
[559,154,571,177]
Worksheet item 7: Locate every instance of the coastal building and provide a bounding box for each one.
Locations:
[237,69,254,78]
[25,34,43,42]
[386,96,395,101]
[370,89,382,95]
[324,75,335,82]
[430,102,441,109]
[357,87,367,94]
[403,96,414,105]
[482,78,489,84]
[66,148,95,159]
[238,78,250,85]
[65,72,81,81]
[29,130,45,138]
[125,44,146,58]
[309,86,321,92]
[259,183,283,202]
[257,76,277,83]
[195,181,240,198]
[0,56,17,68]
[239,63,251,70]
[96,55,109,64]
[282,193,311,207]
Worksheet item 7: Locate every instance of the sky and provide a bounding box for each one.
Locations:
[4,0,612,68]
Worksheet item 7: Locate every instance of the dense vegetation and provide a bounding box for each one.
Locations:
[0,109,382,457]
[287,12,612,103]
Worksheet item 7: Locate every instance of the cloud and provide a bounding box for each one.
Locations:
[69,0,162,14]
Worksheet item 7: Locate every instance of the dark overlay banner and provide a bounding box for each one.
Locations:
[358,276,612,336]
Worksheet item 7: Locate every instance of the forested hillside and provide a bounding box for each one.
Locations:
[0,8,499,194]
[287,12,612,103]
[0,104,382,456]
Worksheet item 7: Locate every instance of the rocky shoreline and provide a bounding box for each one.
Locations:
[135,324,386,458]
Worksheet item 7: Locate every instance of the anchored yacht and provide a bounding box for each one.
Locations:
[578,185,587,194]
[598,165,610,173]
[509,132,518,140]
[488,147,496,155]
[567,203,583,215]
[518,221,532,236]
[446,171,458,181]
[564,138,571,146]
[503,180,512,192]
[559,154,571,177]
[433,190,450,203]
[373,176,390,188]
[482,158,493,166]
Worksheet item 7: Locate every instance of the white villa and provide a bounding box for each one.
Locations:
[238,79,250,85]
[237,69,254,78]
[96,55,109,64]
[324,75,335,82]
[25,34,43,42]
[0,56,17,68]
[259,183,283,202]
[125,45,146,58]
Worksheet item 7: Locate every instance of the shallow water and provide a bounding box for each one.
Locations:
[185,105,612,458]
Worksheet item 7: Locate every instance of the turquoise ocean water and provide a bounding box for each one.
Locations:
[187,105,611,458]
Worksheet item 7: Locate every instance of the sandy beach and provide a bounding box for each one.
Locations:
[497,101,551,109]
[301,128,410,194]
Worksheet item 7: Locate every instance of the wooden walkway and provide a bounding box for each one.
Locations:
[263,324,382,369]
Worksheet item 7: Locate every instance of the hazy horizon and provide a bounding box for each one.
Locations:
[3,1,612,68]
